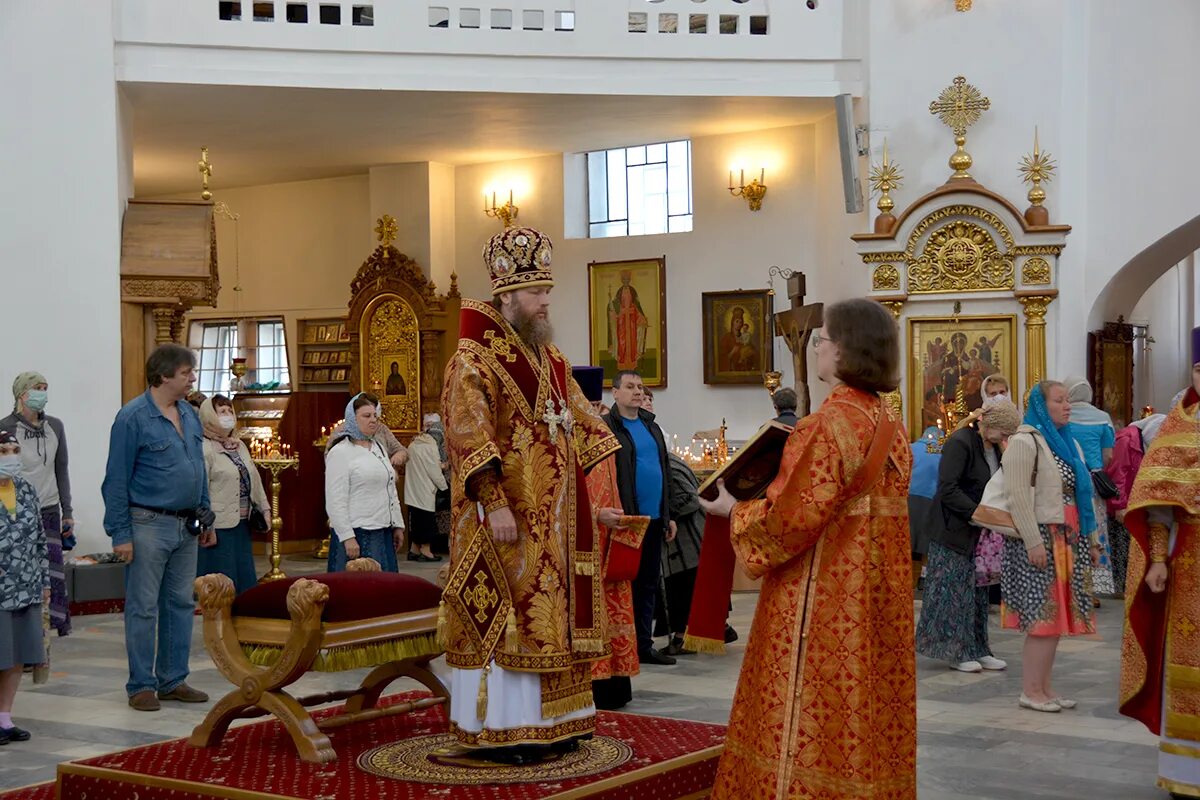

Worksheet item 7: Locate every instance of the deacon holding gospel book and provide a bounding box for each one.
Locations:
[700,298,916,800]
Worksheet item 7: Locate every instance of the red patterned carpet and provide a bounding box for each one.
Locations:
[0,783,53,800]
[55,692,725,799]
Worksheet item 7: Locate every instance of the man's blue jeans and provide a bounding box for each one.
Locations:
[124,508,198,697]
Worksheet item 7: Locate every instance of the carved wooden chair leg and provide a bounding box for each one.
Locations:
[343,654,448,714]
[258,689,336,763]
[188,691,255,749]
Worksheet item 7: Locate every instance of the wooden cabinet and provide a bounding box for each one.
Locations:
[296,317,350,390]
[231,391,290,441]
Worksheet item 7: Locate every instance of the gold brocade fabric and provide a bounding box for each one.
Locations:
[586,457,645,681]
[1122,398,1200,740]
[712,385,916,800]
[441,301,619,686]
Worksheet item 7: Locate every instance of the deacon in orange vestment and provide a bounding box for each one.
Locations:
[441,228,621,754]
[572,366,650,711]
[1121,372,1200,798]
[702,299,916,800]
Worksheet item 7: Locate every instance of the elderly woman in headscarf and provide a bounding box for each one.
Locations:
[197,396,270,594]
[0,430,47,745]
[1000,381,1100,712]
[1064,376,1117,598]
[402,414,447,563]
[955,373,1013,430]
[916,399,1022,673]
[0,372,72,637]
[422,413,452,551]
[324,392,404,572]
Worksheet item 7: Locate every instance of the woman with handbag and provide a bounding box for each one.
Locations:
[197,396,270,594]
[1065,376,1118,598]
[915,399,1021,672]
[1000,381,1100,712]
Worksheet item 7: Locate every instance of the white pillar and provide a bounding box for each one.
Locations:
[1,1,131,553]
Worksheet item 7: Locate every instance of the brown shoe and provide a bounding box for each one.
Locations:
[158,683,209,703]
[129,690,161,712]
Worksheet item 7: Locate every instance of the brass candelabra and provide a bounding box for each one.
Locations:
[251,450,299,582]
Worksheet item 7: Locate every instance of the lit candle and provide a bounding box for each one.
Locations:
[758,167,764,184]
[508,189,513,206]
[739,169,744,188]
[483,191,488,212]
[728,170,734,190]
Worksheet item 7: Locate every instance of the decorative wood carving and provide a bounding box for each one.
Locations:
[346,242,460,438]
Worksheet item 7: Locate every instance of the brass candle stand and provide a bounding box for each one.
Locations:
[252,454,299,582]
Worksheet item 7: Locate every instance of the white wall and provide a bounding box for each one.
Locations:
[1132,256,1198,413]
[454,123,840,441]
[180,174,373,376]
[1,2,128,554]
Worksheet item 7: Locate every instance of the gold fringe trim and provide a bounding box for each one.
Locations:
[574,560,595,577]
[437,601,447,649]
[681,633,726,655]
[477,664,491,721]
[541,690,594,719]
[572,637,605,653]
[505,608,518,653]
[240,632,440,673]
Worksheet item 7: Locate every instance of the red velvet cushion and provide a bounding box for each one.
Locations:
[231,572,442,622]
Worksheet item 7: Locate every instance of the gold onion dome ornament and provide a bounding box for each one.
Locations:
[929,76,991,180]
[1019,127,1057,225]
[869,139,904,234]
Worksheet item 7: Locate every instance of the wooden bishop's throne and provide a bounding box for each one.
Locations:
[346,216,461,443]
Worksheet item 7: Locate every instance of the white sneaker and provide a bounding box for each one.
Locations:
[951,660,983,672]
[978,656,1008,671]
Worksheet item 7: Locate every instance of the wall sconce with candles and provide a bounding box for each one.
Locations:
[484,189,519,228]
[729,168,767,211]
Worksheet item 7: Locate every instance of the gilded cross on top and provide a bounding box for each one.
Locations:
[929,76,991,180]
[374,214,399,247]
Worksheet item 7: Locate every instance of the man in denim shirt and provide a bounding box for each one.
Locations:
[102,344,213,712]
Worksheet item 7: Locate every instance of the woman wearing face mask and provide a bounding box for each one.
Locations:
[0,430,49,745]
[196,396,270,594]
[325,393,404,572]
[916,399,1021,672]
[1000,381,1100,712]
[0,372,73,638]
[956,373,1012,430]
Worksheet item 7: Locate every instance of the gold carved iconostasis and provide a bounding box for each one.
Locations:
[347,215,461,439]
[853,77,1070,438]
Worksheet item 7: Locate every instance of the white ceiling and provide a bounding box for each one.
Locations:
[125,84,834,196]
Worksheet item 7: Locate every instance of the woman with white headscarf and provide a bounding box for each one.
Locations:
[324,393,404,572]
[1106,413,1165,596]
[402,414,447,562]
[1064,377,1117,597]
[956,373,1014,431]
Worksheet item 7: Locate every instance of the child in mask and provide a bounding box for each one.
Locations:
[0,429,48,745]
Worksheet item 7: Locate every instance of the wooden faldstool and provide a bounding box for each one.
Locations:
[190,559,448,763]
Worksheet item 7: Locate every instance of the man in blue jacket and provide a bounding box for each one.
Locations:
[102,344,213,712]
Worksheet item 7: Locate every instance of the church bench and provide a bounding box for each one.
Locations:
[189,559,448,763]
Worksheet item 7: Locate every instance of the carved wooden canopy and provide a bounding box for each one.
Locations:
[346,243,460,437]
[120,200,219,306]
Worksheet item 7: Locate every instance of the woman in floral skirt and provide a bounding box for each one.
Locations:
[916,399,1020,672]
[1000,381,1100,712]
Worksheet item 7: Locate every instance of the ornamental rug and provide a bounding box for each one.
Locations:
[0,783,53,800]
[55,691,726,800]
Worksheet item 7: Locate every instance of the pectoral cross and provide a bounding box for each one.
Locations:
[543,398,573,443]
[774,273,823,418]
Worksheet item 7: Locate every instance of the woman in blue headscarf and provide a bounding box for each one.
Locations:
[998,381,1100,713]
[323,393,404,572]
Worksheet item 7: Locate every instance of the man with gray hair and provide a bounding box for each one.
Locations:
[102,344,213,712]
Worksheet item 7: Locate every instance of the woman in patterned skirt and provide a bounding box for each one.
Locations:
[916,399,1021,672]
[1000,381,1100,712]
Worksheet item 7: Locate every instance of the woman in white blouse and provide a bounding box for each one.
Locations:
[324,393,404,572]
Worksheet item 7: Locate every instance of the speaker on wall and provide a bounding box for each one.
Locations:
[835,93,864,214]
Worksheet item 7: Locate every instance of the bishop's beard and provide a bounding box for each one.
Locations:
[512,306,554,347]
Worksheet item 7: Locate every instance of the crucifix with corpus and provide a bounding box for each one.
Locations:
[774,272,823,418]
